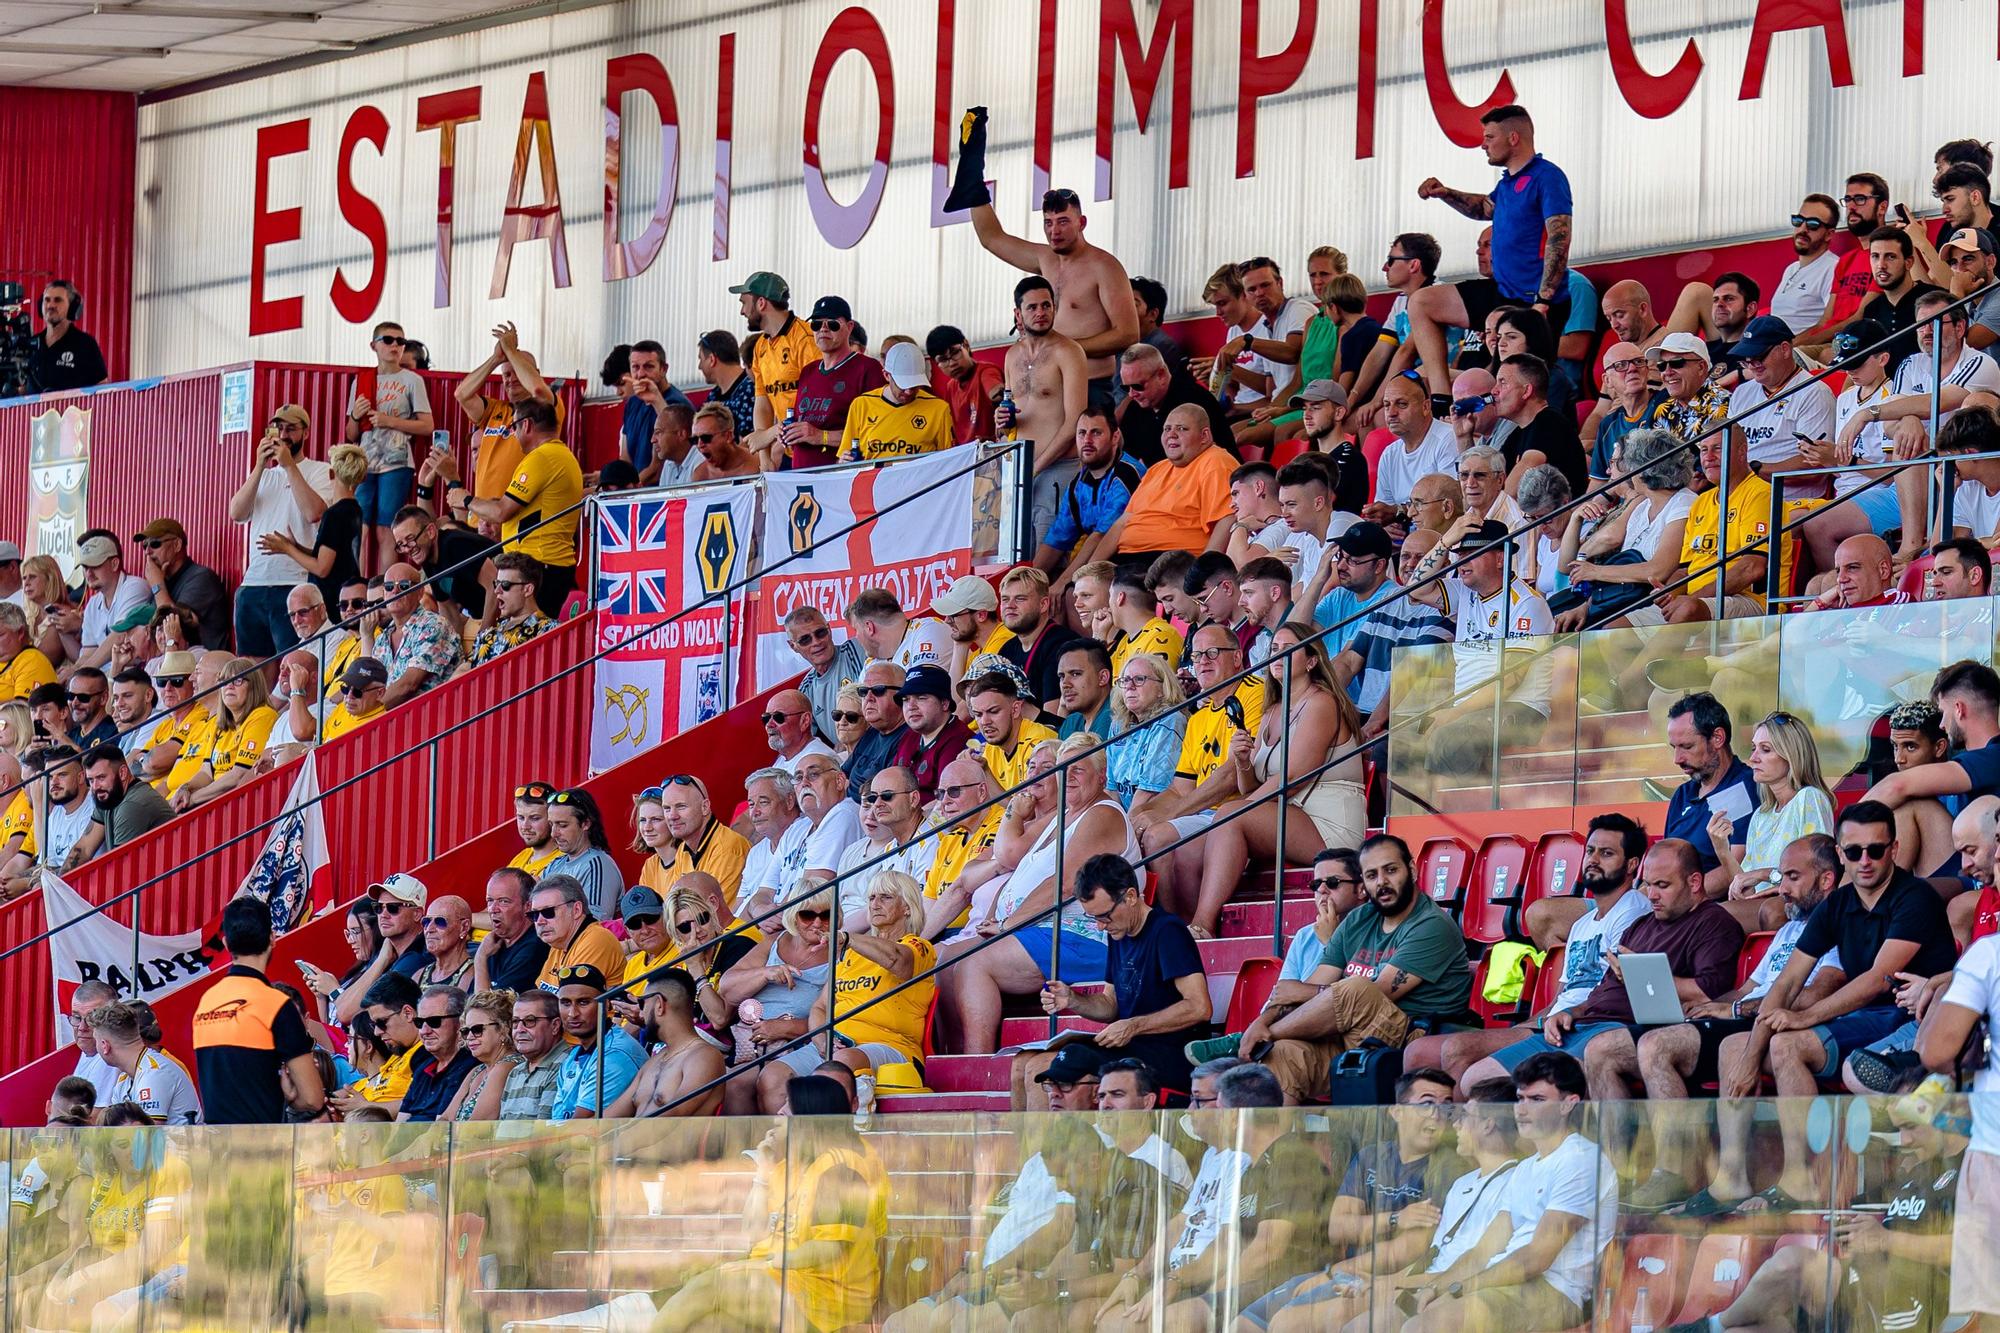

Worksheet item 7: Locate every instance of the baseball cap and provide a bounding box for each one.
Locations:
[340,657,390,691]
[1730,315,1796,361]
[272,404,311,431]
[553,962,610,991]
[1645,331,1712,365]
[1288,379,1349,409]
[728,271,790,302]
[620,886,666,923]
[1332,521,1394,562]
[76,535,120,568]
[808,295,853,323]
[134,519,185,544]
[1944,228,1997,257]
[152,651,197,679]
[931,574,997,617]
[959,653,1033,701]
[1450,519,1518,557]
[1601,340,1646,368]
[1834,319,1894,360]
[368,871,429,908]
[111,603,153,634]
[883,342,928,391]
[895,664,954,703]
[1034,1044,1110,1084]
[0,541,19,563]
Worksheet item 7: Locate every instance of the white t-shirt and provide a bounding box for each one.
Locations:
[108,1048,203,1125]
[355,368,432,473]
[1127,1131,1196,1192]
[882,618,950,673]
[241,457,336,588]
[1622,488,1696,560]
[81,571,150,648]
[1729,372,1836,469]
[1743,915,1842,1001]
[42,797,93,868]
[1250,517,1331,592]
[0,587,24,611]
[1430,1160,1521,1273]
[71,1049,118,1101]
[1167,1145,1250,1271]
[1892,345,2000,428]
[1550,889,1652,1012]
[1233,297,1317,405]
[1833,381,1897,496]
[1944,935,2000,1156]
[1954,477,2000,540]
[1769,250,1839,331]
[834,835,939,923]
[799,801,863,874]
[1446,575,1555,716]
[983,1152,1073,1264]
[742,815,812,911]
[1494,1132,1619,1309]
[1373,420,1460,505]
[1280,923,1338,982]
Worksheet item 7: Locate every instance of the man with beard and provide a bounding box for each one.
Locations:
[730,271,818,461]
[1705,271,1761,380]
[1767,194,1843,333]
[1038,407,1143,595]
[1244,834,1473,1104]
[999,276,1090,539]
[1869,659,2000,807]
[1405,814,1653,1089]
[1660,692,1760,872]
[1292,380,1368,515]
[1053,639,1113,737]
[605,968,727,1118]
[73,744,171,863]
[995,566,1076,708]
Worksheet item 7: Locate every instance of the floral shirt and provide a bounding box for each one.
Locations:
[469,611,554,666]
[378,608,461,693]
[1658,382,1733,444]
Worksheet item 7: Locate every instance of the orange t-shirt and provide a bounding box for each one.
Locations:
[1117,446,1237,554]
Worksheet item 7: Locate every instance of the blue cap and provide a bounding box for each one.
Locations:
[1732,315,1796,361]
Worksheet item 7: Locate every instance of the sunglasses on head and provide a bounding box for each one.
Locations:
[514,782,556,801]
[1841,841,1891,862]
[527,905,564,921]
[413,1014,455,1031]
[549,790,585,806]
[625,913,662,930]
[638,775,701,802]
[673,912,712,935]
[1041,188,1080,211]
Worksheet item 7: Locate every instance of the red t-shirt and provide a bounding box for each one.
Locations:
[792,352,886,468]
[1974,884,1999,943]
[1827,243,1879,327]
[936,362,1004,444]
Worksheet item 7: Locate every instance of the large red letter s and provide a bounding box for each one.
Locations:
[331,104,390,325]
[249,118,309,337]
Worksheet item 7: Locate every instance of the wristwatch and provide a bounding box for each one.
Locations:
[1447,1281,1465,1300]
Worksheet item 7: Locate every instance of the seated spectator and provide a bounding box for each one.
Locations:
[412,895,475,989]
[965,669,1057,791]
[996,567,1077,710]
[1330,531,1455,738]
[1941,408,2000,544]
[471,868,549,994]
[494,989,565,1120]
[546,963,647,1119]
[1456,444,1524,530]
[738,766,808,920]
[788,604,865,745]
[1095,1063,1328,1333]
[72,534,152,675]
[1366,373,1459,513]
[327,874,434,1026]
[1462,837,1741,1097]
[887,664,972,800]
[1105,650,1186,810]
[1052,637,1114,738]
[1629,832,1846,1205]
[1707,711,1835,924]
[60,668,115,749]
[133,519,229,651]
[1868,659,2000,807]
[1397,1051,1617,1332]
[335,973,423,1113]
[543,787,625,923]
[932,574,1011,682]
[1135,623,1264,908]
[107,667,155,766]
[791,749,863,869]
[531,874,626,991]
[397,985,479,1123]
[1929,535,1992,601]
[1556,427,1697,629]
[1881,700,1962,880]
[918,756,1003,938]
[4,747,89,884]
[717,884,835,1113]
[1586,340,1669,480]
[1490,353,1587,491]
[635,774,751,907]
[1036,407,1142,589]
[1102,405,1237,560]
[1114,342,1232,469]
[172,657,278,810]
[938,737,1139,1051]
[439,987,521,1121]
[300,654,387,745]
[89,1000,201,1126]
[834,767,936,932]
[1699,801,1956,1215]
[840,343,954,461]
[606,968,728,1118]
[21,553,78,673]
[357,564,459,704]
[1027,852,1211,1095]
[761,686,836,775]
[504,778,561,877]
[461,552,551,671]
[1103,563,1183,677]
[76,743,171,860]
[1656,691,1761,875]
[660,875,759,1042]
[0,602,57,703]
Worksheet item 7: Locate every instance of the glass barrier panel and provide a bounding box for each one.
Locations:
[1387,639,1470,819]
[284,1120,451,1332]
[169,1123,296,1330]
[1821,1089,1966,1333]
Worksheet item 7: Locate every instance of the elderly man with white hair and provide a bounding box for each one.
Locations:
[1455,444,1523,527]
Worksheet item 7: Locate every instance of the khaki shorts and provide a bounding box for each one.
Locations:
[1952,1147,2000,1315]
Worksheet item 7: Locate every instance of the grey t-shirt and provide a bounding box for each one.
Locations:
[95,781,174,850]
[355,368,431,473]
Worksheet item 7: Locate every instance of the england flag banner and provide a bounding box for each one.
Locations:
[755,444,979,689]
[44,870,213,1045]
[590,483,759,770]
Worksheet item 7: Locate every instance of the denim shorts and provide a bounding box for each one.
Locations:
[356,466,415,525]
[1812,1005,1909,1078]
[1493,1021,1630,1073]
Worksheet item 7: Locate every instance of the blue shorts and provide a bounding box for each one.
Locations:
[1493,1020,1630,1073]
[356,466,415,525]
[1813,1005,1909,1077]
[1845,483,1903,535]
[1241,1269,1367,1330]
[1015,925,1107,983]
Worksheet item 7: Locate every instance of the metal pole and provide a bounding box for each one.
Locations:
[1766,459,1781,614]
[1272,647,1291,957]
[823,918,840,1062]
[1930,311,1945,548]
[1493,536,1513,806]
[1942,457,1959,544]
[1718,438,1733,623]
[594,998,606,1116]
[719,584,734,715]
[425,739,440,862]
[1049,763,1068,1041]
[1017,438,1036,564]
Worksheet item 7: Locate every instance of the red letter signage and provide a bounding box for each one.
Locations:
[415,87,482,309]
[1096,0,1194,197]
[604,53,679,282]
[249,119,309,337]
[1421,0,1516,147]
[1237,0,1318,178]
[492,71,573,299]
[330,104,390,325]
[714,34,736,260]
[1740,0,1853,98]
[1604,0,1702,119]
[803,7,896,251]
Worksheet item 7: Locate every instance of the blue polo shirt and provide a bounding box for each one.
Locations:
[1490,154,1573,302]
[1312,578,1402,660]
[1044,458,1143,553]
[551,1027,648,1119]
[621,386,696,476]
[1663,756,1759,872]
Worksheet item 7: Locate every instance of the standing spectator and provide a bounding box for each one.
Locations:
[230,406,335,658]
[615,340,693,481]
[927,325,1004,443]
[454,321,558,501]
[695,329,756,438]
[89,1000,201,1125]
[259,446,365,620]
[543,788,625,923]
[462,553,552,672]
[451,398,582,617]
[839,343,955,461]
[193,898,325,1123]
[27,279,105,392]
[132,519,228,651]
[388,505,497,635]
[358,563,459,703]
[398,985,479,1123]
[785,296,885,469]
[999,277,1090,533]
[72,535,150,674]
[732,270,818,456]
[549,963,648,1118]
[472,868,550,994]
[1408,105,1574,398]
[531,875,626,990]
[970,183,1139,396]
[787,605,864,744]
[343,320,434,574]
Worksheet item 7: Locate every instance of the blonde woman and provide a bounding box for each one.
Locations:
[175,657,278,809]
[831,686,866,764]
[1106,651,1186,812]
[255,442,367,609]
[449,988,522,1122]
[1711,711,1834,902]
[717,879,834,1114]
[22,554,79,669]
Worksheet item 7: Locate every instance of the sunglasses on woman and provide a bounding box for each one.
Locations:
[674,913,713,935]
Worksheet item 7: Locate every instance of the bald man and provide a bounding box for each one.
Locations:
[361,562,462,703]
[1949,794,2000,949]
[1105,402,1237,558]
[763,687,835,773]
[1804,533,1906,610]
[1581,278,1713,446]
[1405,473,1466,540]
[1448,366,1502,450]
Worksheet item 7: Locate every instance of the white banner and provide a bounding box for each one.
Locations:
[44,871,213,1046]
[591,482,760,770]
[232,753,334,936]
[755,444,977,688]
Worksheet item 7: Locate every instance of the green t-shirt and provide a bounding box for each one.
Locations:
[1319,893,1473,1017]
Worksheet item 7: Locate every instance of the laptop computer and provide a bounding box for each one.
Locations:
[1621,952,1686,1026]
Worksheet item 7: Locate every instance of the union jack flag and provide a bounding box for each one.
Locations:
[595,498,675,615]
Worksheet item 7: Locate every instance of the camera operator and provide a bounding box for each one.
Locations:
[29,281,106,394]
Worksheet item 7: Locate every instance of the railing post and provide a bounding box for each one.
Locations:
[824,920,840,1062]
[720,584,735,714]
[425,738,440,863]
[1493,535,1513,806]
[1930,310,1945,548]
[1273,647,1291,956]
[1048,762,1067,1041]
[594,997,606,1117]
[1766,457,1781,613]
[1016,438,1035,565]
[1942,455,1959,543]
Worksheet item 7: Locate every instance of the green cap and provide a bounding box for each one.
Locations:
[728,271,790,303]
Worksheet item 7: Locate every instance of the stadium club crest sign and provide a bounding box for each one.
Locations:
[236,0,1880,338]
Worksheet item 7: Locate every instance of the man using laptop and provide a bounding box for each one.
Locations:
[1459,838,1744,1101]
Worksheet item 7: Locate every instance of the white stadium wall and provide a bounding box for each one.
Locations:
[135,0,1968,382]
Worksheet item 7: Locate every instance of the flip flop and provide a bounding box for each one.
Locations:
[1669,1186,1747,1218]
[1735,1184,1811,1215]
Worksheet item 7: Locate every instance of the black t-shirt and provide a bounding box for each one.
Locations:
[193,964,315,1125]
[424,526,500,619]
[1311,439,1371,515]
[1796,867,1958,984]
[401,1044,481,1122]
[1109,907,1204,1025]
[1118,374,1234,469]
[29,324,106,393]
[1231,1135,1334,1290]
[1706,335,1746,378]
[1001,621,1079,707]
[485,929,550,994]
[1340,318,1385,375]
[310,497,364,609]
[1506,405,1589,494]
[166,560,231,650]
[1859,282,1948,372]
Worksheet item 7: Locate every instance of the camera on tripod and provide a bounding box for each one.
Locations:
[0,281,35,400]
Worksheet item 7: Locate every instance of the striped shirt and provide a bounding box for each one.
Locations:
[497,1053,564,1121]
[1344,589,1457,714]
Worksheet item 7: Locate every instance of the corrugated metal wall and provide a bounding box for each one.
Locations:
[0,88,135,383]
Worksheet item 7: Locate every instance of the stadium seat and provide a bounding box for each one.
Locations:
[1462,834,1532,943]
[1670,1234,1769,1325]
[1599,1232,1692,1332]
[1898,552,1934,601]
[1525,829,1587,905]
[1415,836,1474,910]
[1469,951,1538,1026]
[1528,945,1567,1017]
[1224,956,1282,1034]
[1739,932,1777,989]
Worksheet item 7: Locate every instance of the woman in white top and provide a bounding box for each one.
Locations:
[1558,426,1696,630]
[1514,464,1574,601]
[1710,711,1835,905]
[935,734,1138,1053]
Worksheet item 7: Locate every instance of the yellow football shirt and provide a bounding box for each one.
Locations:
[1112,618,1185,677]
[163,714,221,796]
[0,647,57,703]
[982,719,1057,793]
[841,387,956,460]
[213,706,278,771]
[1176,680,1266,787]
[750,316,819,423]
[502,440,584,568]
[320,702,382,743]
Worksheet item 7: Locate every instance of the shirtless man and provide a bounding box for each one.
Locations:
[604,968,727,1118]
[999,275,1090,542]
[972,185,1138,394]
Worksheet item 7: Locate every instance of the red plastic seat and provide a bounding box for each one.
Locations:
[1528,945,1567,1017]
[1469,952,1539,1026]
[1739,931,1777,989]
[1670,1234,1770,1325]
[1599,1233,1692,1332]
[1897,552,1934,600]
[1463,834,1533,943]
[1524,830,1588,908]
[1225,956,1282,1033]
[1416,836,1474,909]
